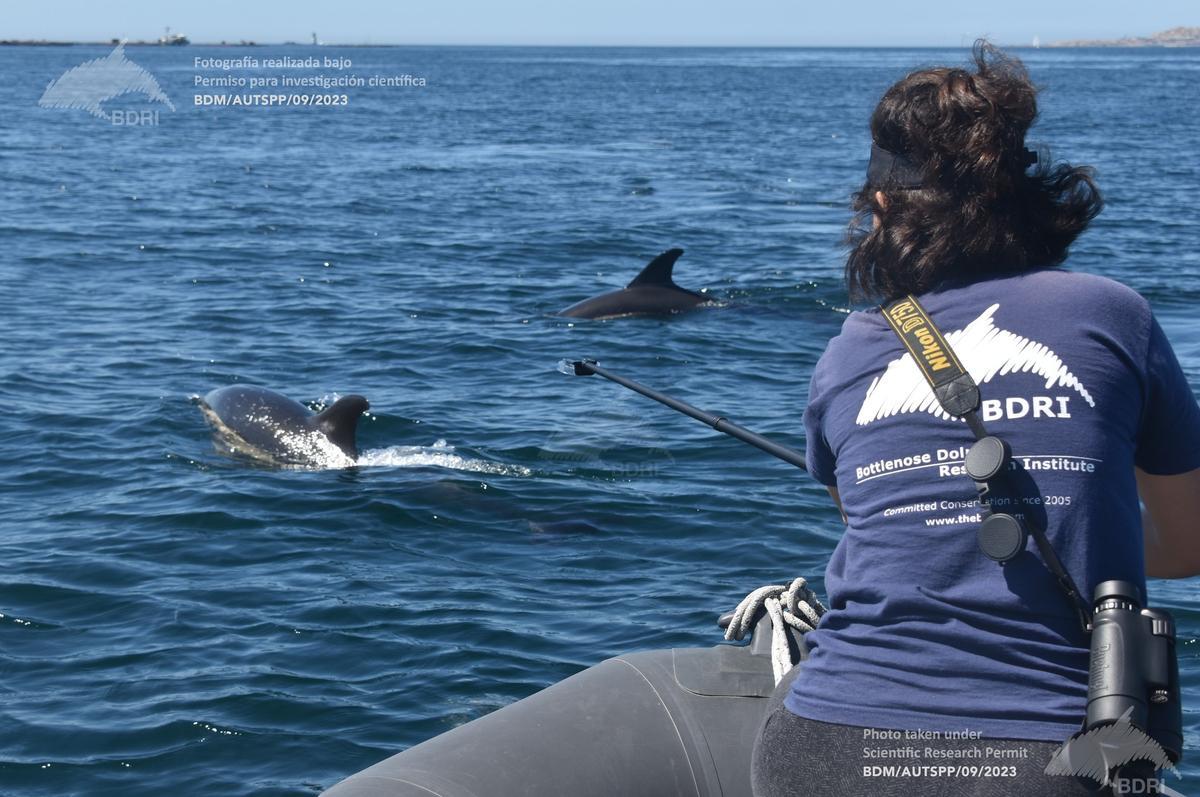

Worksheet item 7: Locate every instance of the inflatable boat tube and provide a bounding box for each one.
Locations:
[323,613,804,797]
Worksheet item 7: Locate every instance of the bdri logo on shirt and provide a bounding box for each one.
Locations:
[39,43,175,125]
[857,304,1095,426]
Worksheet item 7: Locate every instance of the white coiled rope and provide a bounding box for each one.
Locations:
[723,577,828,684]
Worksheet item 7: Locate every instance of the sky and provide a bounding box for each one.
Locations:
[3,0,1196,47]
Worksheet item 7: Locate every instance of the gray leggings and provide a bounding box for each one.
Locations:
[750,704,1115,796]
[748,666,1136,797]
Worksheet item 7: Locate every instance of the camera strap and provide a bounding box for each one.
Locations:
[881,295,1093,633]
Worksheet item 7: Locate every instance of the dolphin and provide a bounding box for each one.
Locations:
[198,386,369,467]
[559,249,707,319]
[39,43,176,120]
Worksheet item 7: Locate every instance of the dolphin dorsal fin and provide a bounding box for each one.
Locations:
[627,249,684,288]
[313,395,370,459]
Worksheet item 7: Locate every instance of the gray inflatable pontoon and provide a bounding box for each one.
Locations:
[323,613,804,797]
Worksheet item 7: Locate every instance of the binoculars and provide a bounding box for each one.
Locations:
[1086,580,1182,764]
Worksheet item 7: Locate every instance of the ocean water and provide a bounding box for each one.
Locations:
[0,44,1197,795]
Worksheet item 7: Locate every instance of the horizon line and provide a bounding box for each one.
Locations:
[0,39,1146,49]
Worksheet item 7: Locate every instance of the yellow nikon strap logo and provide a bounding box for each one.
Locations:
[881,295,980,417]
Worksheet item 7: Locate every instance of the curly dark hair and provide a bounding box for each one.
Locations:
[845,41,1104,301]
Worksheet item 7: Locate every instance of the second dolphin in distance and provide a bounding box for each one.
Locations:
[558,249,707,320]
[199,385,369,467]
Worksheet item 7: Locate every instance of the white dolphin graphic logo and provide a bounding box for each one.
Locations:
[857,303,1095,426]
[39,43,175,120]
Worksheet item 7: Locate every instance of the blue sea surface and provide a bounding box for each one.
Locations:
[0,44,1197,795]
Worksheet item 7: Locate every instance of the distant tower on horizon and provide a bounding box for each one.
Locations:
[312,32,319,46]
[1032,35,1041,48]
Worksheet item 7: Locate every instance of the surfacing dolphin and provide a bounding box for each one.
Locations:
[559,249,707,320]
[199,386,369,467]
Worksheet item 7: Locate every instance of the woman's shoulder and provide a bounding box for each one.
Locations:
[809,308,893,395]
[835,268,1150,326]
[813,268,1154,375]
[822,307,889,358]
[954,268,1151,318]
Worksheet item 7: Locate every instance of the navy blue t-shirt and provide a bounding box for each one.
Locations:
[786,268,1200,741]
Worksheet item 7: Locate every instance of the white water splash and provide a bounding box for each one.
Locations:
[355,439,532,476]
[269,426,357,469]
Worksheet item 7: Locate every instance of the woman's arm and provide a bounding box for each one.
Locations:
[1137,467,1200,579]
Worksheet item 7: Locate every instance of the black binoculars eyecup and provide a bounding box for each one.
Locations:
[1092,579,1143,606]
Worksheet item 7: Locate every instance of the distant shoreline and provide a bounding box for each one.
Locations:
[1048,26,1199,47]
[0,39,260,47]
[2,33,1198,49]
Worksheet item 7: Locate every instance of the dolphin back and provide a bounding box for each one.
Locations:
[559,248,704,319]
[312,396,370,459]
[626,248,684,288]
[199,385,368,466]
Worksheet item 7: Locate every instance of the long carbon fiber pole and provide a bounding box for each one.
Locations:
[570,359,807,472]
